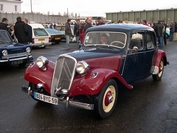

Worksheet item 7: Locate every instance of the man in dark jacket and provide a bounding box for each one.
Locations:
[154,20,164,48]
[0,18,8,31]
[23,18,32,43]
[96,17,104,26]
[14,16,29,44]
[74,19,80,48]
[65,19,72,50]
[162,20,167,45]
[84,17,92,32]
[169,21,175,41]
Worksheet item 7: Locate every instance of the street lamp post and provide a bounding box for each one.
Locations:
[30,0,32,13]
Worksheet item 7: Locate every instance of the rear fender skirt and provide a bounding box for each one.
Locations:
[151,50,169,74]
[69,68,133,97]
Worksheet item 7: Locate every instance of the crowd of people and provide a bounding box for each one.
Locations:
[149,20,177,48]
[64,17,105,50]
[0,16,176,50]
[0,17,32,44]
[64,17,177,50]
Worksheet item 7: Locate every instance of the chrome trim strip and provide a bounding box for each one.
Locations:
[0,55,32,62]
[2,52,29,59]
[57,98,94,110]
[68,100,94,110]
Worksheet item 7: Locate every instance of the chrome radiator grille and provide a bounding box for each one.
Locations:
[51,55,77,96]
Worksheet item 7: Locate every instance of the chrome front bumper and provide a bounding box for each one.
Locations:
[22,86,94,110]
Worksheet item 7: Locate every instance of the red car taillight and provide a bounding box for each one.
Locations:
[49,37,52,42]
[32,38,34,44]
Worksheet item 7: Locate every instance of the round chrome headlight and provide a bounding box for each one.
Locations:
[2,50,8,56]
[76,61,89,75]
[26,47,31,53]
[36,56,49,69]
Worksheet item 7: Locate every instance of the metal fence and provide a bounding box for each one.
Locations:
[0,12,69,24]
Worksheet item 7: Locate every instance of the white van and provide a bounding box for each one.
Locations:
[29,23,52,48]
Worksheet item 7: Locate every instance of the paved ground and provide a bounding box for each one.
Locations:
[0,41,177,133]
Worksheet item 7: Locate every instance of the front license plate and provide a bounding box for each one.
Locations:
[11,60,23,65]
[38,38,45,41]
[34,92,58,105]
[55,38,60,40]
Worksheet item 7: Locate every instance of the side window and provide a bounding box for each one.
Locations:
[146,32,155,49]
[129,33,144,51]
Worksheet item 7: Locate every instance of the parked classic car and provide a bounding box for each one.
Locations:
[45,28,64,44]
[0,29,32,66]
[22,24,169,118]
[29,23,52,48]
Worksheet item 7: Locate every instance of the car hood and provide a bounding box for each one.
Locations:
[67,50,123,71]
[0,42,29,49]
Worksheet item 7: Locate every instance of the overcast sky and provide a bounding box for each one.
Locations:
[21,0,177,17]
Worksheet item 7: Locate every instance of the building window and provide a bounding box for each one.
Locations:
[15,5,17,12]
[0,4,3,11]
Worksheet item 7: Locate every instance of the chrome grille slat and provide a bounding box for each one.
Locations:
[51,55,77,96]
[2,52,28,59]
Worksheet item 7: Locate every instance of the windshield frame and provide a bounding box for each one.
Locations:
[84,31,127,49]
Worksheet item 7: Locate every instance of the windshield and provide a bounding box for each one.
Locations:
[84,32,127,49]
[0,30,12,43]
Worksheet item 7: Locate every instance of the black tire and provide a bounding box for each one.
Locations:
[94,79,118,119]
[152,59,164,81]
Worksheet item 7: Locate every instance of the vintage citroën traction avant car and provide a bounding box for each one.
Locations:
[22,24,169,118]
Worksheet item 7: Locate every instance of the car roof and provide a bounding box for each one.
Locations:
[86,24,154,33]
[29,23,45,28]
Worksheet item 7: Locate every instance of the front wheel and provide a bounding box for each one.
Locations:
[152,59,164,81]
[94,79,118,119]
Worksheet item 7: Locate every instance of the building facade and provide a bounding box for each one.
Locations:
[0,0,22,13]
[106,8,177,24]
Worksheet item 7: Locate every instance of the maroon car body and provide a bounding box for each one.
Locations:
[22,24,169,118]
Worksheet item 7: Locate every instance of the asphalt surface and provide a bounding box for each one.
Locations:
[0,41,177,133]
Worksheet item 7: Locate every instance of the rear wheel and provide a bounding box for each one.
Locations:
[152,59,164,81]
[94,79,118,119]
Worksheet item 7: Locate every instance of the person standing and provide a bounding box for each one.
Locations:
[154,20,164,48]
[79,22,85,45]
[74,19,80,48]
[65,19,72,50]
[14,16,29,44]
[0,18,8,31]
[96,17,104,26]
[84,17,92,32]
[142,20,149,26]
[162,20,167,45]
[23,18,32,43]
[169,21,175,41]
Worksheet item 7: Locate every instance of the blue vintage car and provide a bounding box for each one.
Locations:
[0,29,32,66]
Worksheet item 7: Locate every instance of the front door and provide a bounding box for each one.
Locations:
[122,32,146,84]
